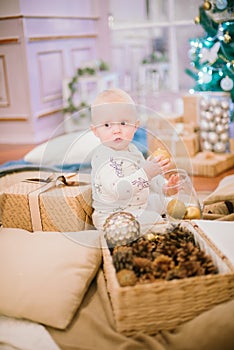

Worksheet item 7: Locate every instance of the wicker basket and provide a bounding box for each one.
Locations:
[101,221,234,335]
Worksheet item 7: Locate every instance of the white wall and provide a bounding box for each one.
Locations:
[0,0,110,143]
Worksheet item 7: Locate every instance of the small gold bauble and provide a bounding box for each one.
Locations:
[184,206,201,220]
[203,1,212,10]
[167,199,187,220]
[194,16,200,24]
[117,269,137,287]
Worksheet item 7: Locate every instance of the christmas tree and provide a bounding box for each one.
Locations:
[186,0,234,121]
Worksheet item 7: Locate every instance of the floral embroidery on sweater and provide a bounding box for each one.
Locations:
[109,157,124,177]
[132,177,149,190]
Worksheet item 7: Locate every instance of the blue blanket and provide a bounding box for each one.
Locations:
[0,128,148,178]
[0,159,90,178]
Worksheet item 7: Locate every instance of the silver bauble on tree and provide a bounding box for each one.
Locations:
[103,211,140,247]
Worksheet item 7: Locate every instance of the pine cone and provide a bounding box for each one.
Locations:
[112,246,134,272]
[133,256,153,276]
[155,238,178,261]
[138,272,155,284]
[152,255,175,279]
[176,242,218,277]
[130,237,157,260]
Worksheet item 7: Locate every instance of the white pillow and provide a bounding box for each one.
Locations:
[24,131,100,166]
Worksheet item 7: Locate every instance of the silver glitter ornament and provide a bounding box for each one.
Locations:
[103,211,141,247]
[203,141,213,151]
[200,98,210,110]
[199,92,231,153]
[200,131,208,140]
[208,131,219,144]
[214,142,226,153]
[221,118,228,125]
[205,111,214,121]
[200,120,210,131]
[213,106,223,117]
[216,124,225,134]
[222,111,229,119]
[208,121,216,131]
[221,101,229,110]
[219,132,229,143]
[210,98,218,107]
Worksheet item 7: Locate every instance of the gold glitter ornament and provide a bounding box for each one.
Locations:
[103,212,141,247]
[167,199,187,220]
[194,16,200,24]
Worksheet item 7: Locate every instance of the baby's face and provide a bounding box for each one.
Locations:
[91,103,139,151]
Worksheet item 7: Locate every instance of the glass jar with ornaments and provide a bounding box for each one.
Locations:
[199,92,231,153]
[157,169,202,222]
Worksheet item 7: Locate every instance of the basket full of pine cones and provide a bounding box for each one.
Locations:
[101,217,234,336]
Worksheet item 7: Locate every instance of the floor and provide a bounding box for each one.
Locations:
[1,143,234,194]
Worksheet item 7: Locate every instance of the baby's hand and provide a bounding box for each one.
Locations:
[164,174,179,196]
[143,155,171,180]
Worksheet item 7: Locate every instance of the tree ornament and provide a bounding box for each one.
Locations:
[103,212,141,247]
[214,142,226,153]
[208,131,219,144]
[209,121,216,131]
[223,31,231,44]
[216,124,225,134]
[202,72,213,83]
[194,16,200,24]
[220,132,229,142]
[215,0,227,10]
[220,76,233,91]
[203,141,213,151]
[203,1,212,10]
[221,100,230,110]
[200,42,220,64]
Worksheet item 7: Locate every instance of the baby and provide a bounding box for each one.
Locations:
[90,88,177,232]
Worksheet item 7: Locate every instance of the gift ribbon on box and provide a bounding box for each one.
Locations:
[25,173,89,231]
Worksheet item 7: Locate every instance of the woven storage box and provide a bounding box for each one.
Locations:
[101,221,234,336]
[0,173,93,232]
[147,117,200,158]
[176,152,234,177]
[148,132,199,157]
[163,132,200,157]
[182,94,201,126]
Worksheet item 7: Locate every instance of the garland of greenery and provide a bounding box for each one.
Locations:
[63,60,109,114]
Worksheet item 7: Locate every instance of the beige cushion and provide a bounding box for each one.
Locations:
[203,175,234,205]
[0,228,101,329]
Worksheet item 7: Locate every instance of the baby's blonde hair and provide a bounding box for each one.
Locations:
[91,88,135,107]
[91,88,136,124]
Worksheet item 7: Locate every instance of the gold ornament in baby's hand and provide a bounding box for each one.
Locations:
[149,147,171,161]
